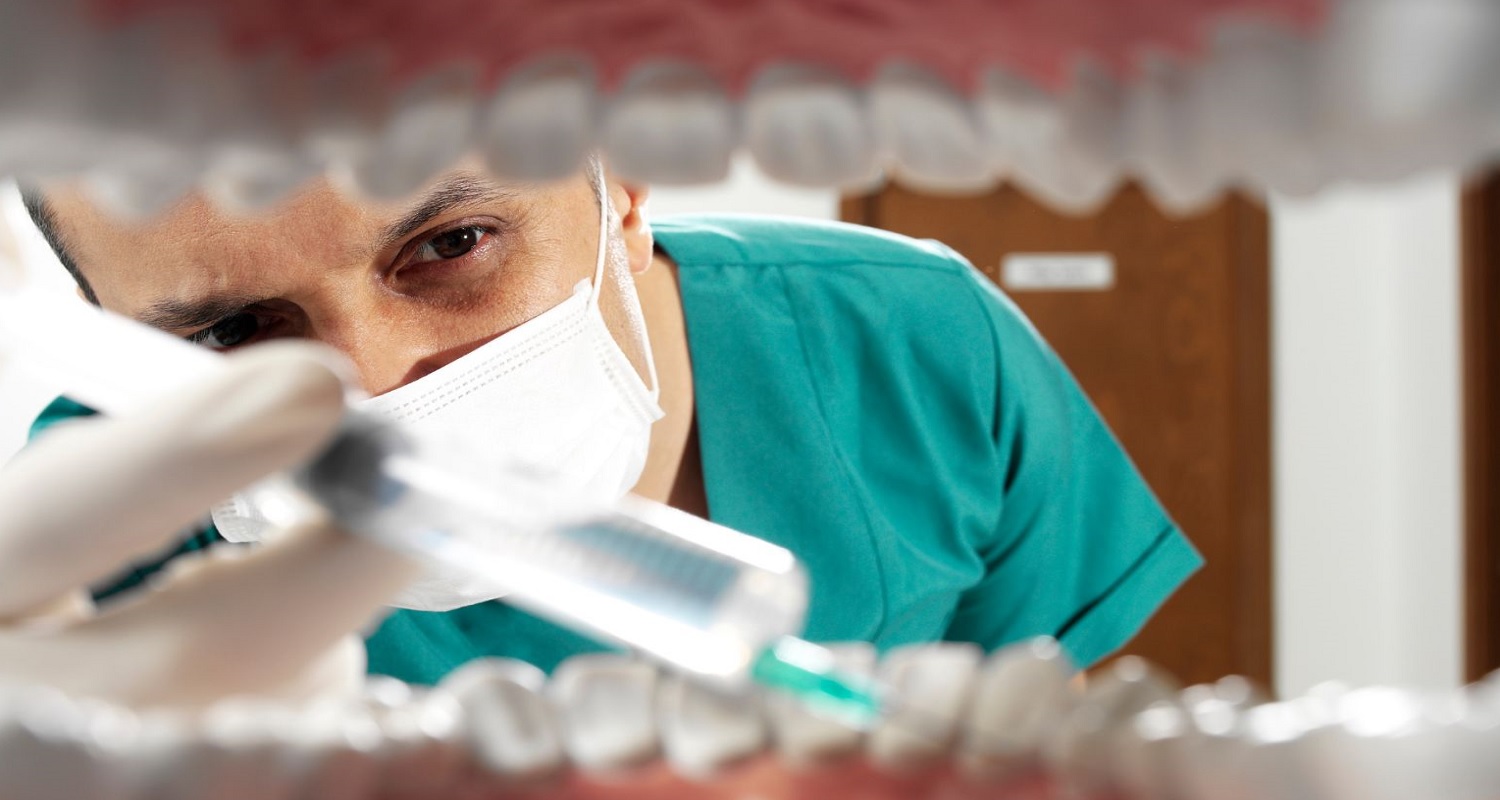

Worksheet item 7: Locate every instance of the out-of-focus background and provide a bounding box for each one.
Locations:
[0,157,1467,701]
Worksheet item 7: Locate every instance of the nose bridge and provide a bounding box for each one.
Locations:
[303,289,426,397]
[306,288,503,398]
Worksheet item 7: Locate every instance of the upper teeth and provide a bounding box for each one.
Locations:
[5,2,1500,217]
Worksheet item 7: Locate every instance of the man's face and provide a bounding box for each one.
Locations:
[42,167,653,396]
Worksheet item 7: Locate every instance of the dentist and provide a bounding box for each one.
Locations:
[18,157,1201,687]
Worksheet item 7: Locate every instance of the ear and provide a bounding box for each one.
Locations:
[608,179,654,275]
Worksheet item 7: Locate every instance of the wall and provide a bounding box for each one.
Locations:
[0,162,1468,699]
[1271,174,1465,696]
[644,155,839,220]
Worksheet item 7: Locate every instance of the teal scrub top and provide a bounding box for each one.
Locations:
[29,214,1201,684]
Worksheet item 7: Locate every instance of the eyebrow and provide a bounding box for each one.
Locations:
[133,174,518,332]
[136,294,267,331]
[374,174,519,254]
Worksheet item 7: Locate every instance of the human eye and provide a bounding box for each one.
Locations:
[411,225,491,265]
[185,311,277,351]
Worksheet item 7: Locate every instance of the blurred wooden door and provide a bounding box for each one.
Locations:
[1465,173,1500,683]
[843,183,1272,688]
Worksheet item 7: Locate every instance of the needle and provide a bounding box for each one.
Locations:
[754,636,1034,748]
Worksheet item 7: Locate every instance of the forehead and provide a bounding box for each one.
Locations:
[46,179,378,308]
[44,171,590,311]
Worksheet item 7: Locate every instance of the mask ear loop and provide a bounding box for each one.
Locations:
[587,162,610,311]
[588,162,661,403]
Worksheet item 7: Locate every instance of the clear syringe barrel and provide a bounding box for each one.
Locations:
[295,415,811,687]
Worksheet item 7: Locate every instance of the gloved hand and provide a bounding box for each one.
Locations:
[0,341,423,710]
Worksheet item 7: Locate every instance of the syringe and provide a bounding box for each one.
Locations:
[0,209,887,725]
[295,411,891,725]
[303,418,891,726]
[293,411,816,689]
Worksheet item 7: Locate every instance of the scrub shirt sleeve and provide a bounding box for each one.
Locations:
[27,395,225,604]
[940,269,1203,669]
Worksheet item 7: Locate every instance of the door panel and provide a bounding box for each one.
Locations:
[842,183,1272,688]
[1464,173,1500,683]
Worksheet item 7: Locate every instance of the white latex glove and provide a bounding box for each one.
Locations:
[0,342,423,710]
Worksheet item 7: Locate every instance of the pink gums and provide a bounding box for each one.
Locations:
[88,0,1330,95]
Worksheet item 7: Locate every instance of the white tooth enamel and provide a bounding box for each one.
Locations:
[42,15,195,210]
[657,675,765,779]
[360,675,413,710]
[764,642,872,768]
[363,680,468,799]
[3,689,139,800]
[1126,55,1224,216]
[983,63,1125,214]
[81,155,203,223]
[440,658,564,784]
[1200,20,1327,197]
[603,62,735,186]
[0,2,107,178]
[1042,656,1179,793]
[1317,0,1500,181]
[1160,677,1267,798]
[83,17,185,175]
[276,699,382,800]
[0,2,42,172]
[975,69,1059,178]
[198,51,317,214]
[1305,688,1435,800]
[204,148,321,215]
[190,44,290,153]
[71,699,140,799]
[1174,695,1256,800]
[211,699,304,798]
[1109,701,1192,800]
[841,163,890,197]
[1429,694,1500,800]
[123,702,282,800]
[744,64,874,189]
[1239,700,1328,800]
[95,8,224,166]
[346,63,479,201]
[1180,675,1269,713]
[547,654,660,773]
[303,49,391,167]
[0,687,131,800]
[1364,691,1479,800]
[482,56,597,182]
[959,637,1077,783]
[114,710,194,800]
[868,63,991,194]
[867,643,982,772]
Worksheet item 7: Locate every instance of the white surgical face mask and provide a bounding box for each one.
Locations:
[212,178,664,611]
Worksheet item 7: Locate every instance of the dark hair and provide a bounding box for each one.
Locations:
[17,184,99,305]
[586,152,607,210]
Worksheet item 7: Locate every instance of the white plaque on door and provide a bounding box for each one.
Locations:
[1001,253,1116,291]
